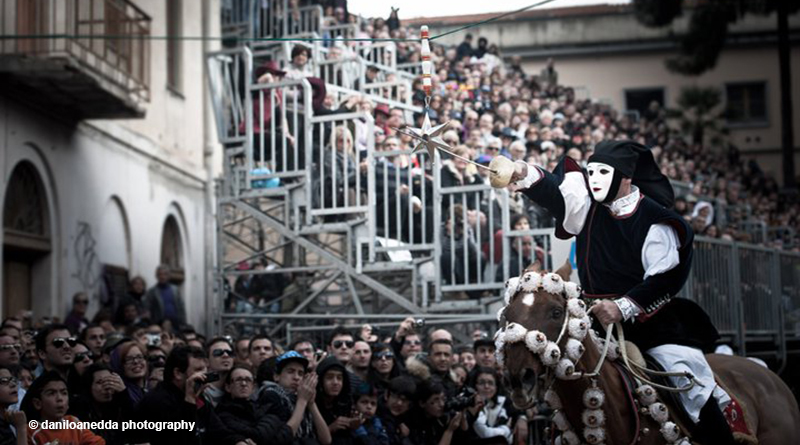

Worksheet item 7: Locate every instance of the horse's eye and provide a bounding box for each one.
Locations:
[551,308,563,320]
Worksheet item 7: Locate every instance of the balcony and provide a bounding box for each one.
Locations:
[0,0,151,120]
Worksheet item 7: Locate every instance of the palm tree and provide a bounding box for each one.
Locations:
[667,86,727,147]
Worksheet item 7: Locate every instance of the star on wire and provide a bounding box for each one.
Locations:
[392,113,493,171]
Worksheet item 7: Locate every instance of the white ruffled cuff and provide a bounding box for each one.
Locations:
[513,161,542,189]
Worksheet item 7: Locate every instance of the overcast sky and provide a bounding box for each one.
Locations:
[348,0,631,20]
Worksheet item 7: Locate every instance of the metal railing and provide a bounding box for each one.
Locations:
[250,1,322,44]
[362,79,412,106]
[317,56,364,91]
[0,0,151,100]
[207,47,252,147]
[360,42,397,69]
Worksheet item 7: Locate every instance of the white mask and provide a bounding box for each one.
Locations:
[587,162,615,202]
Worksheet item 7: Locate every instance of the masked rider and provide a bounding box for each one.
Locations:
[507,141,734,444]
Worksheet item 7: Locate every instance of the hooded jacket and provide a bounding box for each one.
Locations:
[316,357,354,445]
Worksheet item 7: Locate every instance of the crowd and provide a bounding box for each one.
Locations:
[242,1,798,252]
[0,265,535,445]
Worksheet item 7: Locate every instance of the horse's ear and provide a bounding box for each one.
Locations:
[555,261,572,282]
[523,261,542,274]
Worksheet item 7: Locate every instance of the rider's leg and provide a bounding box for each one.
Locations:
[693,396,736,445]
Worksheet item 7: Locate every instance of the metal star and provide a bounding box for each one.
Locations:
[393,113,493,171]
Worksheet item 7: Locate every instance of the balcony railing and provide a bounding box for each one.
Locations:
[0,0,151,117]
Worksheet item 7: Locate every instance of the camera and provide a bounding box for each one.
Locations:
[445,386,476,413]
[413,318,425,329]
[145,333,161,347]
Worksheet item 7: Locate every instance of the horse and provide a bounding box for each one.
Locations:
[498,262,800,444]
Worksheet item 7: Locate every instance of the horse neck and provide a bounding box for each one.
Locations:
[554,335,636,444]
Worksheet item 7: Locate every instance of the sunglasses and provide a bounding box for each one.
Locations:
[332,340,355,349]
[403,340,422,346]
[149,355,166,365]
[0,377,17,387]
[52,337,78,349]
[75,352,94,362]
[373,352,394,360]
[0,344,21,351]
[477,379,496,387]
[75,300,89,305]
[212,349,234,358]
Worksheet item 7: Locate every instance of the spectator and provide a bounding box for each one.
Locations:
[0,365,26,445]
[235,337,251,366]
[427,340,457,396]
[22,371,104,445]
[255,351,332,444]
[315,357,354,445]
[0,335,20,369]
[125,276,148,319]
[456,346,476,372]
[69,364,133,444]
[285,45,313,80]
[203,337,235,408]
[473,338,496,369]
[367,344,399,396]
[143,265,186,328]
[350,341,371,384]
[378,376,415,445]
[35,324,75,380]
[250,334,277,370]
[352,383,389,445]
[326,328,355,368]
[407,380,466,445]
[211,364,293,445]
[129,346,207,445]
[64,292,90,336]
[80,325,106,359]
[468,367,512,444]
[108,341,147,407]
[456,34,474,61]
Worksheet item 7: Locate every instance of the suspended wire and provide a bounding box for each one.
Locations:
[429,0,559,41]
[0,0,558,44]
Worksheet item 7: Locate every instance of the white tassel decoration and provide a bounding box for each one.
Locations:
[503,277,519,305]
[541,342,561,366]
[555,358,576,380]
[519,272,542,292]
[565,338,585,361]
[566,298,587,318]
[495,349,505,367]
[525,330,548,354]
[648,402,669,424]
[660,422,680,442]
[564,281,580,299]
[541,273,565,294]
[568,317,589,340]
[504,323,527,344]
[583,387,605,409]
[583,427,605,444]
[496,306,506,322]
[544,389,562,409]
[635,385,657,405]
[581,409,606,427]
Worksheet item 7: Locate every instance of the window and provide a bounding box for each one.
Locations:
[725,82,767,125]
[624,88,665,118]
[166,0,183,93]
[160,216,184,285]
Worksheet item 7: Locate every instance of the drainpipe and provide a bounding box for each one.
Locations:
[201,0,217,336]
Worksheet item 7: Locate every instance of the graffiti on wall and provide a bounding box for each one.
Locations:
[73,221,103,294]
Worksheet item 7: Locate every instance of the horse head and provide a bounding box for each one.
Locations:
[498,261,587,409]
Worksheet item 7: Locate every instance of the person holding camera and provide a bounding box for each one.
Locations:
[467,367,513,444]
[127,346,208,445]
[407,380,467,445]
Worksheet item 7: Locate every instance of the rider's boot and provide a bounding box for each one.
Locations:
[693,397,736,445]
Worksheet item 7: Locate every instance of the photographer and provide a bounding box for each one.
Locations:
[390,319,423,366]
[128,346,208,445]
[407,380,466,445]
[467,367,512,444]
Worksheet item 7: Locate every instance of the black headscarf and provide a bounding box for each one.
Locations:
[588,140,674,208]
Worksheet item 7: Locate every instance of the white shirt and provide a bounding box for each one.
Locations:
[515,162,681,320]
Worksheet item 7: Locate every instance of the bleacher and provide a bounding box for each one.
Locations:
[208,1,800,365]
